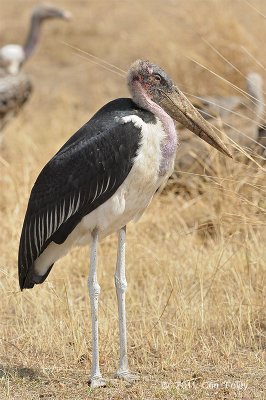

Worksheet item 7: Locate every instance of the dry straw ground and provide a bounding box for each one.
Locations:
[0,0,265,399]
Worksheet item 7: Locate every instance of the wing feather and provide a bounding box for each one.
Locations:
[0,73,32,131]
[18,99,146,289]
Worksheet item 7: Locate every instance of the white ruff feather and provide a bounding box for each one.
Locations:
[0,45,25,74]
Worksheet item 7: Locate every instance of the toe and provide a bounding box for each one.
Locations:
[115,371,140,383]
[88,376,107,388]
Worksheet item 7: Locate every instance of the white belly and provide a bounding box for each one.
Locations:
[34,116,176,275]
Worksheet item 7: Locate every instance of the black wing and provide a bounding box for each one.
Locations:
[18,98,153,290]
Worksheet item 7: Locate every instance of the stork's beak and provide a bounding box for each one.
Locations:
[159,87,232,158]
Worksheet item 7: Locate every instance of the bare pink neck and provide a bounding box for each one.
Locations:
[130,82,178,175]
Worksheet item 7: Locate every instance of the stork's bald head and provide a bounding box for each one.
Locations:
[128,59,175,105]
[128,59,232,158]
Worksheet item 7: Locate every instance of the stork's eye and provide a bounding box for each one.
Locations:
[154,74,161,82]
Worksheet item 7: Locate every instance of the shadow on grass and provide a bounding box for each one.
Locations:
[0,364,41,381]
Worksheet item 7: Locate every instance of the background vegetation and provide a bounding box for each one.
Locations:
[0,0,265,399]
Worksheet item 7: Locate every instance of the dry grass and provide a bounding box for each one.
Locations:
[0,0,266,399]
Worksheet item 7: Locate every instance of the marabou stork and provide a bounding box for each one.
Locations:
[18,60,231,388]
[0,4,71,75]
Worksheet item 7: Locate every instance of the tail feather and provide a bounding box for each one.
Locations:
[19,264,54,290]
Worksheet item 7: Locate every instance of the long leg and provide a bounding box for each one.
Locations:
[88,228,106,388]
[114,226,139,381]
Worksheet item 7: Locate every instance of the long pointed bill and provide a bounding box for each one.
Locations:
[158,88,232,158]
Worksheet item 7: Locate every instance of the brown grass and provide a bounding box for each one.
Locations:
[0,0,265,399]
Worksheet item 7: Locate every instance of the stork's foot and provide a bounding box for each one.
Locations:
[114,370,140,383]
[88,375,106,388]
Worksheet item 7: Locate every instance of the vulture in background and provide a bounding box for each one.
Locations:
[0,4,71,144]
[175,72,265,174]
